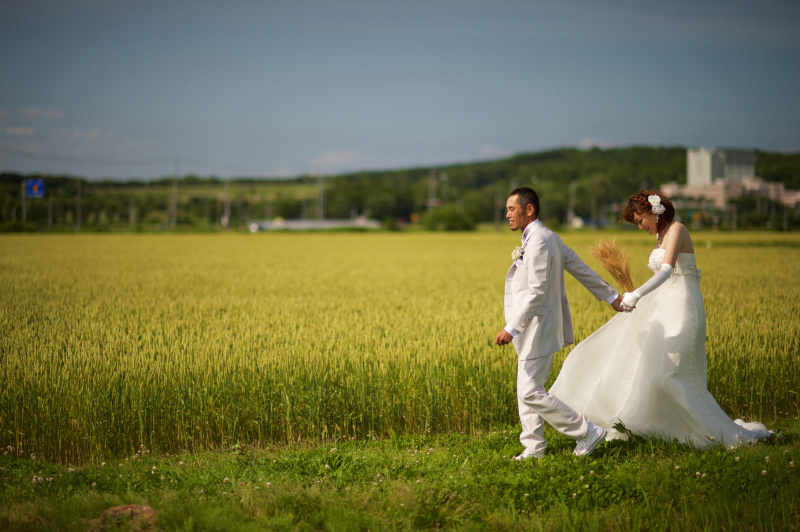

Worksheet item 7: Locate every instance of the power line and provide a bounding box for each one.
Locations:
[181,156,277,174]
[0,146,174,166]
[0,145,290,176]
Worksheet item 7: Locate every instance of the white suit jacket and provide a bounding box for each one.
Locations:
[504,221,616,360]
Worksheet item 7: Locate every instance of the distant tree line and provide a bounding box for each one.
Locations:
[2,147,799,232]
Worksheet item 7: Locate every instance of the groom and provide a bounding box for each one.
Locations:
[495,187,623,458]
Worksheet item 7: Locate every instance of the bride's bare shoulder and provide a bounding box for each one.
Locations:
[667,222,694,251]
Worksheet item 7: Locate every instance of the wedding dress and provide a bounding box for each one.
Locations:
[549,248,770,448]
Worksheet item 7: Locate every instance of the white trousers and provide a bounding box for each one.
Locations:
[517,356,590,455]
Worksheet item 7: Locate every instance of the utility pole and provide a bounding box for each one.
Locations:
[129,198,136,229]
[440,173,448,205]
[21,181,26,223]
[495,190,502,230]
[563,182,577,226]
[76,180,81,233]
[317,171,325,226]
[48,197,53,229]
[427,169,438,209]
[223,179,231,230]
[731,206,737,232]
[170,157,180,229]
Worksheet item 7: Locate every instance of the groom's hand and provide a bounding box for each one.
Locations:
[611,295,626,313]
[495,330,513,346]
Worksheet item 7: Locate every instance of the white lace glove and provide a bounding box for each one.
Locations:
[620,263,674,310]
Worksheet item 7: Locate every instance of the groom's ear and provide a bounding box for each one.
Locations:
[526,203,537,219]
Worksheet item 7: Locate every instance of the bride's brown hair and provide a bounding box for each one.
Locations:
[620,190,675,234]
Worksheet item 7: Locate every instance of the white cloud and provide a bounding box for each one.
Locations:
[19,107,68,120]
[580,137,617,150]
[477,144,507,158]
[69,128,100,140]
[311,150,366,170]
[5,126,35,135]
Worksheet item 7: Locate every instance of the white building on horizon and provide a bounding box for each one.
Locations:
[662,148,800,209]
[686,148,755,186]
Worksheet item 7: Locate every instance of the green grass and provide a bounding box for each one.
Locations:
[1,422,798,531]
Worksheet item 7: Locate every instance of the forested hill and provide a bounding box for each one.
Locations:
[2,146,799,229]
[324,146,687,224]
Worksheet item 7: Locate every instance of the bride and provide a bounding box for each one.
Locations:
[549,191,770,448]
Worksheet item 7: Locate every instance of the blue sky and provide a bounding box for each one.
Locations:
[1,0,798,179]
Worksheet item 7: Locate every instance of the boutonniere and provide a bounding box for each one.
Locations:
[511,246,524,262]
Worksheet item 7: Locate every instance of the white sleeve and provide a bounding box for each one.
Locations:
[621,264,673,309]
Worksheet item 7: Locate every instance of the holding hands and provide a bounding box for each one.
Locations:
[620,292,639,311]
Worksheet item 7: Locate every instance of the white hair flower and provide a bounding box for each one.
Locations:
[648,195,666,215]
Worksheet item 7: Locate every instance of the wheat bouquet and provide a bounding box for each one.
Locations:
[589,238,635,294]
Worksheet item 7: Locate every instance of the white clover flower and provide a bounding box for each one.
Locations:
[789,461,794,467]
[120,474,123,478]
[266,482,272,488]
[92,482,97,487]
[695,471,701,478]
[762,470,767,476]
[589,471,594,475]
[735,457,740,461]
[572,493,577,499]
[325,464,330,469]
[584,485,589,489]
[223,477,229,483]
[579,476,584,481]
[675,466,680,470]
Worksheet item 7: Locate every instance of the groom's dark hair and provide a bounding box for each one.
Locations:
[510,187,539,219]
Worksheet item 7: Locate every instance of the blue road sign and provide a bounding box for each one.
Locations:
[26,179,44,198]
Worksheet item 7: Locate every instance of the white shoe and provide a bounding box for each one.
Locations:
[573,426,606,457]
[513,450,545,460]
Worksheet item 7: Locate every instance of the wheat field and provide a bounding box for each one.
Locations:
[1,232,798,462]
